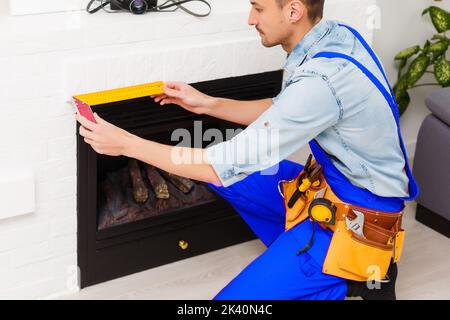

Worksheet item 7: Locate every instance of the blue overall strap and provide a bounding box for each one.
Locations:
[310,51,418,212]
[338,23,395,98]
[321,24,419,200]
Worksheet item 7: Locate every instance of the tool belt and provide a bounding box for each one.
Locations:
[280,156,405,282]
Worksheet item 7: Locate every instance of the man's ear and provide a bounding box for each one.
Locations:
[286,0,305,23]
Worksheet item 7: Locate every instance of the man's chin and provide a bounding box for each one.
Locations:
[260,38,277,48]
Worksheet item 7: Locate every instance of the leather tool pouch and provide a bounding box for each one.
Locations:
[323,207,404,282]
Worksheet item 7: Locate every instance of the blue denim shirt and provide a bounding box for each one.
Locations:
[205,19,410,198]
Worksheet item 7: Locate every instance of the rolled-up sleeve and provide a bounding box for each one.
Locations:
[205,76,340,187]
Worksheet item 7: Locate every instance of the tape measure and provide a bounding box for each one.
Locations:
[74,81,165,106]
[308,198,337,225]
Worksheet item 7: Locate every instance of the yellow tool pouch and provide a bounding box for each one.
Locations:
[280,161,405,282]
[282,172,327,231]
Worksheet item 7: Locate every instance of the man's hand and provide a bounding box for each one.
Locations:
[76,112,136,156]
[153,81,216,114]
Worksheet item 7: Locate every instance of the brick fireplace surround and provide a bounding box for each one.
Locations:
[0,0,374,299]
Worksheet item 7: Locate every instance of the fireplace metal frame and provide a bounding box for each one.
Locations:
[77,70,283,288]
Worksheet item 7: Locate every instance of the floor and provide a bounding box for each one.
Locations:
[60,200,450,300]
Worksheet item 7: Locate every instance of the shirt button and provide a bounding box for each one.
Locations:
[264,121,270,127]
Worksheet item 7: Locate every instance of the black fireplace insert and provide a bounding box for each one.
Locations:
[77,70,283,288]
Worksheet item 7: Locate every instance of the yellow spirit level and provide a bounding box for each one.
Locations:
[73,81,165,106]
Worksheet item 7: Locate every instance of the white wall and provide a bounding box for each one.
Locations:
[0,0,9,15]
[9,0,85,15]
[373,0,450,158]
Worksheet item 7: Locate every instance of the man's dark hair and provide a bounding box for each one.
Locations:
[276,0,325,22]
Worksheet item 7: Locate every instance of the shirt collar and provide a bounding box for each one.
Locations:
[284,19,335,73]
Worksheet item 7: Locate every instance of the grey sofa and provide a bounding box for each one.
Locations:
[413,88,450,237]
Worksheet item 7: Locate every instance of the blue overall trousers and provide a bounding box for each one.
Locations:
[207,25,419,300]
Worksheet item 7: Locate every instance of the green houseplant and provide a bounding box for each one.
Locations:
[394,5,450,116]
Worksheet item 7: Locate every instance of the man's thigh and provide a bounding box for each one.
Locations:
[213,220,347,300]
[207,160,304,246]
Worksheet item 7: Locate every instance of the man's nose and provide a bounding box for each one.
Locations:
[248,10,257,26]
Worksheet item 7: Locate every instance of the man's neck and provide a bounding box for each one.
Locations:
[283,19,322,54]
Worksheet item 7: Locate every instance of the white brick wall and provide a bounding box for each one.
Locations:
[0,0,375,299]
[9,0,86,16]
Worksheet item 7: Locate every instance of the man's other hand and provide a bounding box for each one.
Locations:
[152,81,215,115]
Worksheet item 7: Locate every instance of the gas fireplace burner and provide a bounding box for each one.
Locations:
[98,159,216,230]
[77,70,283,288]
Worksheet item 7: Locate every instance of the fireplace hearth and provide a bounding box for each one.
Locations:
[77,70,283,288]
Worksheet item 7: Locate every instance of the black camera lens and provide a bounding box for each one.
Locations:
[129,0,148,14]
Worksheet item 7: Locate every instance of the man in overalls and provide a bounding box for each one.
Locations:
[77,0,418,300]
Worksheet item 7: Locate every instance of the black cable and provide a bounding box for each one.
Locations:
[297,220,316,256]
[157,0,211,17]
[87,0,110,13]
[87,0,211,17]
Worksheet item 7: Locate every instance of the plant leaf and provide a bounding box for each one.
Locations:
[405,54,431,87]
[394,46,420,60]
[398,58,407,78]
[423,40,431,55]
[394,77,409,99]
[432,34,447,41]
[422,6,450,33]
[396,90,411,117]
[393,77,410,116]
[429,39,449,57]
[422,7,431,16]
[434,56,450,86]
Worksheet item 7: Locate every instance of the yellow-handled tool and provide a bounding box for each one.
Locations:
[288,162,322,208]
